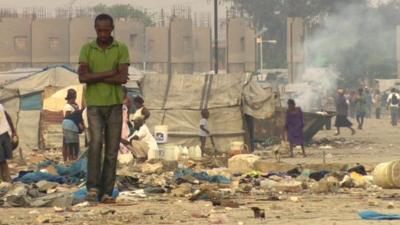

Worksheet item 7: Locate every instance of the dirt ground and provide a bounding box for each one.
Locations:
[1,117,400,225]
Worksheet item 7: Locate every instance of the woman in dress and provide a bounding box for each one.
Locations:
[285,99,306,157]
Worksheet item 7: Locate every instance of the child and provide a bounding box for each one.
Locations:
[127,117,158,163]
[199,109,210,155]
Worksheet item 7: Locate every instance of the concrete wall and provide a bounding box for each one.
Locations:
[0,17,255,74]
[193,27,211,72]
[170,17,193,74]
[245,27,256,72]
[69,17,96,66]
[115,20,145,69]
[145,27,168,73]
[287,17,306,83]
[32,19,69,67]
[0,18,31,70]
[227,18,256,73]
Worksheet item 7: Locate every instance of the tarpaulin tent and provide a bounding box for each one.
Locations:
[142,73,246,153]
[1,66,80,151]
[242,76,275,119]
[0,68,43,85]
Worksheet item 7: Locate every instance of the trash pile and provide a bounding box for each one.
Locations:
[1,149,400,222]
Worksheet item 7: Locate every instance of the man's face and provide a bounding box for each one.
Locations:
[95,20,114,43]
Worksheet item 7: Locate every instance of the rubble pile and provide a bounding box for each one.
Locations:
[2,148,400,224]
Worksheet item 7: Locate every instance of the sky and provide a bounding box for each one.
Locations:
[0,0,231,14]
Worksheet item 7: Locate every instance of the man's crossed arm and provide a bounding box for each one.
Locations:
[78,63,129,85]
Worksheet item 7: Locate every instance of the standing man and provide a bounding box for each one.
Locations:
[387,88,400,127]
[334,89,355,136]
[78,14,130,203]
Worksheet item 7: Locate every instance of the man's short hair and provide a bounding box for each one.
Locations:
[95,13,114,26]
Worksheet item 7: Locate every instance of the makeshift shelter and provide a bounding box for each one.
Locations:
[142,73,246,152]
[1,66,80,151]
[0,68,43,85]
[242,76,276,150]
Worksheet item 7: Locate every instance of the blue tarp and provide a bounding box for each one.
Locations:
[175,168,231,184]
[14,158,87,184]
[55,159,87,178]
[15,172,68,184]
[359,211,400,220]
[20,92,42,110]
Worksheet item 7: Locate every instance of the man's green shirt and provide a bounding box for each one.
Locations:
[79,40,130,106]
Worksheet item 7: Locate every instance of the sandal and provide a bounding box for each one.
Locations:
[101,195,116,204]
[86,189,99,203]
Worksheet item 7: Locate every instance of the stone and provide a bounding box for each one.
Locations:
[54,207,64,213]
[260,179,278,191]
[228,154,261,174]
[253,161,296,173]
[289,196,301,203]
[274,180,303,193]
[310,178,339,194]
[388,202,395,209]
[368,199,379,206]
[36,214,65,224]
[36,215,50,224]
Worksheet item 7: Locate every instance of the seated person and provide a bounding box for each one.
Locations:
[124,117,158,162]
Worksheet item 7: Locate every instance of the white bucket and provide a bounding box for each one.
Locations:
[154,125,168,144]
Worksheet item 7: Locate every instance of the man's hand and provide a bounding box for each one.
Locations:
[78,62,118,84]
[103,64,129,84]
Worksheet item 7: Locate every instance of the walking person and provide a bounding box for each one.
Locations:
[386,88,400,127]
[334,89,356,136]
[285,99,306,158]
[355,88,367,130]
[78,14,130,203]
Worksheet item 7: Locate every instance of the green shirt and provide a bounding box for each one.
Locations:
[79,39,130,106]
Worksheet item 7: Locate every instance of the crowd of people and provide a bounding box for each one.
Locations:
[336,87,400,128]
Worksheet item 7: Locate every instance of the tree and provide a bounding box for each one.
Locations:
[92,4,154,26]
